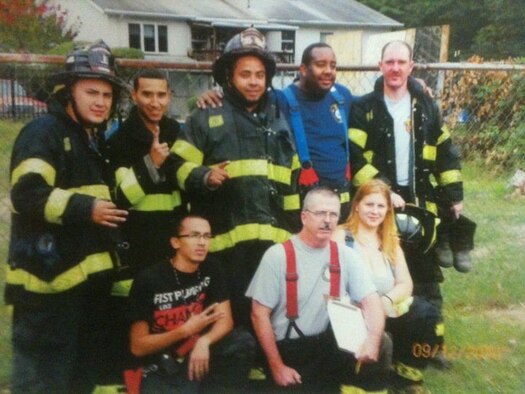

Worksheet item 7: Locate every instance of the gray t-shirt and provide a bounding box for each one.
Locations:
[246,235,377,341]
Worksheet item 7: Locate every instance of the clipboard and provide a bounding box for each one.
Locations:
[327,299,367,356]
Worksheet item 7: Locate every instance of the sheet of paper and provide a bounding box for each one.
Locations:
[327,299,367,356]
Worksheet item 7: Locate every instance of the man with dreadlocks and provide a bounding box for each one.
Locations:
[171,28,300,330]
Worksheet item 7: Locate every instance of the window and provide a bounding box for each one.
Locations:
[128,23,168,53]
[280,30,295,63]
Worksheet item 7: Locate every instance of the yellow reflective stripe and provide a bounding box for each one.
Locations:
[133,191,182,212]
[6,252,113,294]
[353,164,379,187]
[210,224,291,252]
[364,150,374,163]
[339,191,350,203]
[223,160,292,184]
[439,170,462,185]
[45,184,111,224]
[92,384,127,393]
[291,154,301,170]
[268,163,292,185]
[426,201,438,215]
[176,162,199,190]
[44,189,73,224]
[111,279,133,297]
[171,140,203,165]
[283,194,300,210]
[341,385,387,394]
[115,166,127,185]
[394,362,423,382]
[70,184,111,199]
[11,158,56,186]
[423,145,437,161]
[349,128,367,149]
[437,125,451,145]
[226,160,267,178]
[118,167,146,205]
[435,322,445,336]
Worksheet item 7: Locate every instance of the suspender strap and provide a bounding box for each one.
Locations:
[283,240,299,320]
[284,240,341,338]
[329,240,341,298]
[282,87,312,167]
[330,86,351,181]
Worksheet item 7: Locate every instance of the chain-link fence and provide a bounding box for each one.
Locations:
[0,54,524,390]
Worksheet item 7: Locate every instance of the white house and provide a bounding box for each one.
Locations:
[52,0,402,65]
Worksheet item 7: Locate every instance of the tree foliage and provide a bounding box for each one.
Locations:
[359,0,525,60]
[0,0,78,53]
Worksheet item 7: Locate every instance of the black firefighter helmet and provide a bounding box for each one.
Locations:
[212,27,276,88]
[395,204,438,253]
[49,40,128,103]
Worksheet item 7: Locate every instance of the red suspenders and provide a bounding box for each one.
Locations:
[283,239,341,321]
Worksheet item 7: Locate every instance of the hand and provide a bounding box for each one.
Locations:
[451,201,463,219]
[196,90,223,109]
[183,303,224,337]
[390,192,406,209]
[91,199,128,228]
[188,337,210,381]
[149,128,170,168]
[206,161,230,188]
[271,364,302,387]
[357,336,380,364]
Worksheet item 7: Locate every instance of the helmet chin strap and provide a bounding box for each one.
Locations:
[70,94,107,132]
[224,78,268,110]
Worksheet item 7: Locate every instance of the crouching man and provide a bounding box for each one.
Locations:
[246,188,391,393]
[127,215,255,393]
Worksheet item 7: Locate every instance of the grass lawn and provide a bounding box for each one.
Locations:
[0,119,524,392]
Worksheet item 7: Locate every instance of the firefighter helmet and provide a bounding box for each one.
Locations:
[50,40,128,95]
[395,204,438,253]
[212,28,276,87]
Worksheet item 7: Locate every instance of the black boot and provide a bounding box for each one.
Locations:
[450,215,477,273]
[435,221,454,268]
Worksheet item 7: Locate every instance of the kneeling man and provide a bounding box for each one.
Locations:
[128,215,255,393]
[246,188,391,393]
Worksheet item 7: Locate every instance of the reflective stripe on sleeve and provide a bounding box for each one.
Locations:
[438,170,462,185]
[176,162,199,190]
[348,128,368,149]
[6,252,114,294]
[437,125,451,145]
[171,140,204,165]
[44,184,110,224]
[117,167,146,205]
[353,164,379,187]
[133,191,182,212]
[11,158,56,187]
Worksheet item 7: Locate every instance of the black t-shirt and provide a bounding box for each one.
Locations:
[127,258,229,360]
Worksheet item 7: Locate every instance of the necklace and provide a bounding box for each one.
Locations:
[171,259,201,304]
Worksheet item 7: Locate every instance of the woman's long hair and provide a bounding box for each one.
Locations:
[344,179,400,264]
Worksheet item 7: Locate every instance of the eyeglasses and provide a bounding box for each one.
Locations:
[177,232,214,241]
[304,209,339,220]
